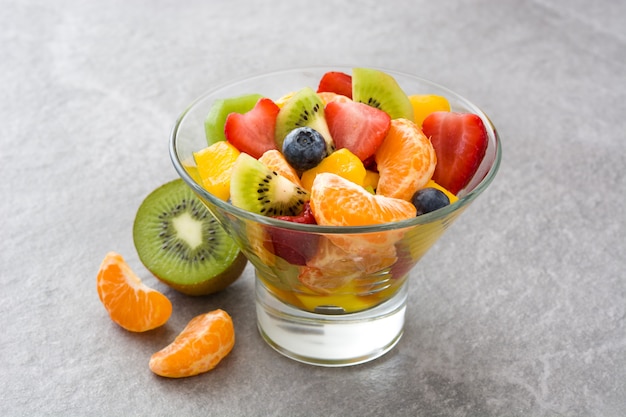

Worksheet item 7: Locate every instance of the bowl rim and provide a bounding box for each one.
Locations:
[170,66,502,234]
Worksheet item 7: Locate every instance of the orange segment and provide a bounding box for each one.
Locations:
[310,173,415,255]
[258,149,302,187]
[375,118,437,201]
[96,252,172,332]
[310,172,416,226]
[193,141,241,201]
[149,309,235,378]
[317,91,352,105]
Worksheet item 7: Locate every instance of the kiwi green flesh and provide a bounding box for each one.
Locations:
[230,153,309,217]
[133,179,247,295]
[204,93,263,145]
[274,87,335,154]
[352,68,414,122]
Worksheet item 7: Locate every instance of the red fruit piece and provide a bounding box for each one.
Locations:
[224,98,280,159]
[422,112,488,195]
[325,100,391,162]
[317,71,353,99]
[269,202,319,265]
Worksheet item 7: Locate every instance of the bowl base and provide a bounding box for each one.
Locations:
[255,277,407,367]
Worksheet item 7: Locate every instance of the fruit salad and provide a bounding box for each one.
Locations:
[185,68,489,313]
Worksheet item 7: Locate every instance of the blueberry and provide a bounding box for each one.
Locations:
[411,187,450,216]
[282,127,327,172]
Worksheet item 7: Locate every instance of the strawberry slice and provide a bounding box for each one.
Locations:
[269,202,319,265]
[317,71,352,99]
[224,98,280,159]
[421,111,488,195]
[325,100,391,162]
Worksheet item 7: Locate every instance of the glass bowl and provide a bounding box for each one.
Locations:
[170,67,501,366]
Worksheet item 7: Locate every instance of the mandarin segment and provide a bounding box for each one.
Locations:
[317,91,352,105]
[310,172,416,226]
[96,252,172,332]
[375,118,437,201]
[149,309,235,378]
[309,173,415,256]
[258,149,303,187]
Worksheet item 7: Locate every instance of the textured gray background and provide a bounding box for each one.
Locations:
[2,0,625,416]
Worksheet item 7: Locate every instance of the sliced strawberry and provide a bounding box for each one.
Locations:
[325,100,391,162]
[422,112,488,195]
[224,98,279,159]
[317,71,353,99]
[273,201,317,224]
[269,202,319,265]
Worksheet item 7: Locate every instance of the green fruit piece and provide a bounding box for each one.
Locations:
[133,179,247,296]
[230,153,309,217]
[204,93,263,144]
[352,68,415,121]
[274,87,335,155]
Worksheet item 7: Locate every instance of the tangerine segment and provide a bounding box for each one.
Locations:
[309,173,415,255]
[375,118,437,201]
[258,149,302,187]
[317,92,352,105]
[96,252,172,332]
[149,309,235,378]
[310,172,416,227]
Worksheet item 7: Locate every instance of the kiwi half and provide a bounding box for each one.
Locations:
[352,68,415,121]
[205,93,263,144]
[133,179,247,296]
[230,153,309,217]
[274,87,335,155]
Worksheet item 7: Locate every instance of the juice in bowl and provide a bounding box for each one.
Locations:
[170,67,501,366]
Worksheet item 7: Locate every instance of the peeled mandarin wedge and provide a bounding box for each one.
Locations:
[96,252,172,332]
[193,141,241,201]
[375,118,437,201]
[310,173,414,259]
[317,91,352,105]
[310,172,416,226]
[258,149,302,187]
[149,309,235,378]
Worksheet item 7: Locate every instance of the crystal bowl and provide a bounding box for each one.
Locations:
[170,67,501,366]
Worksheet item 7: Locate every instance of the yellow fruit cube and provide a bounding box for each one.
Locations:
[300,148,366,191]
[408,94,450,127]
[424,179,458,204]
[193,141,241,201]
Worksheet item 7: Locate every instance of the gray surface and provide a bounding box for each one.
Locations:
[2,0,625,416]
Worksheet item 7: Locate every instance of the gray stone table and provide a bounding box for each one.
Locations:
[2,0,624,416]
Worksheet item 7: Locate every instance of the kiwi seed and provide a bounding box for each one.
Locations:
[230,153,310,217]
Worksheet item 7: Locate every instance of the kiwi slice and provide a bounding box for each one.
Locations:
[352,68,415,121]
[205,93,263,144]
[133,179,247,296]
[230,153,309,217]
[274,87,335,155]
